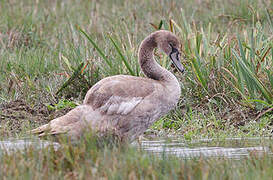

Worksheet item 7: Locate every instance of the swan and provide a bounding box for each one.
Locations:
[31,30,184,142]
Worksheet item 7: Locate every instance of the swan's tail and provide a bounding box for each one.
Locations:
[29,105,94,138]
[30,123,67,137]
[30,123,50,134]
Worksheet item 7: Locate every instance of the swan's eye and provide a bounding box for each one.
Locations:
[169,44,178,53]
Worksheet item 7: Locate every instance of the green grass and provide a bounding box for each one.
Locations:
[1,134,273,179]
[0,0,273,178]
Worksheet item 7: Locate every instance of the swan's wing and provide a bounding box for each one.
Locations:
[84,76,155,115]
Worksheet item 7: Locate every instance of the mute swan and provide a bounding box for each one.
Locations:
[31,30,184,142]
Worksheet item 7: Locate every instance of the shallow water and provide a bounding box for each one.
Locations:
[0,138,60,155]
[139,137,273,159]
[0,137,272,159]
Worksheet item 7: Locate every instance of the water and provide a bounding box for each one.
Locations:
[0,137,272,159]
[0,138,60,155]
[139,137,273,159]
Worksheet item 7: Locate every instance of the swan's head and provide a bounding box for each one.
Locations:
[154,30,184,73]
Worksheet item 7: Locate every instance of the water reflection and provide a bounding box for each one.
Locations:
[0,137,272,159]
[0,138,60,154]
[139,137,273,159]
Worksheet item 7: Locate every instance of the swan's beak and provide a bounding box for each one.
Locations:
[169,49,184,73]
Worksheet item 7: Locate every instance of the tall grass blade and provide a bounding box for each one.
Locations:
[232,39,272,103]
[180,9,190,36]
[108,35,135,76]
[171,19,183,35]
[56,62,84,95]
[221,68,252,106]
[61,55,73,71]
[265,8,273,34]
[77,27,113,68]
[191,52,208,94]
[246,99,273,108]
[196,32,202,55]
[158,20,163,29]
[162,20,169,30]
[169,19,173,32]
[265,69,273,89]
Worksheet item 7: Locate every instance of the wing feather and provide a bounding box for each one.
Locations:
[99,96,143,115]
[84,75,155,115]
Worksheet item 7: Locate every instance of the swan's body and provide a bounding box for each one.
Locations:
[31,30,184,142]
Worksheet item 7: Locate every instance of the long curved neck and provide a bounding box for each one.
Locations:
[138,34,174,82]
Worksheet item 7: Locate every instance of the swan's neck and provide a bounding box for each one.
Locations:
[138,34,176,83]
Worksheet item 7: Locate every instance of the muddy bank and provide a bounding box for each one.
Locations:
[0,99,272,138]
[0,99,72,137]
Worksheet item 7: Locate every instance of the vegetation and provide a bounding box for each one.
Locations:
[1,135,273,179]
[0,0,272,179]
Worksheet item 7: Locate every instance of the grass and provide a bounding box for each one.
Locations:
[1,134,273,179]
[0,0,273,178]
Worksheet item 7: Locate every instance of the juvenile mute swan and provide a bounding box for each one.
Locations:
[31,30,184,142]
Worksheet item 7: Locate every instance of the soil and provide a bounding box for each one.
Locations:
[0,99,72,137]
